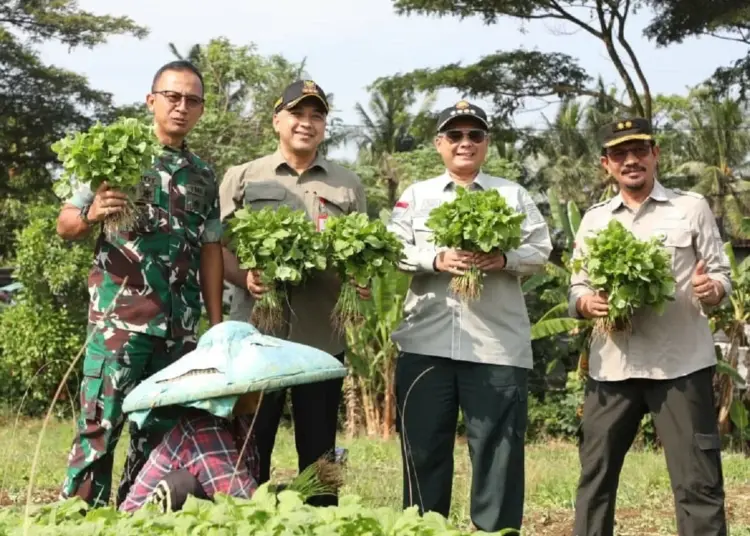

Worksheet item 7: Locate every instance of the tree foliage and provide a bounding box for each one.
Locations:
[0,1,147,199]
[644,1,750,97]
[378,50,593,123]
[391,0,656,120]
[353,78,438,156]
[656,87,750,239]
[644,0,749,45]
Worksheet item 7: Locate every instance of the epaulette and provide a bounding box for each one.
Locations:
[585,199,610,212]
[672,188,704,199]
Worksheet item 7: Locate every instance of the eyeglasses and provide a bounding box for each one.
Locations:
[441,129,487,144]
[605,144,652,162]
[153,90,204,109]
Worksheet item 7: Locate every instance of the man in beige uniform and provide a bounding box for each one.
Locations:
[218,80,367,507]
[569,117,731,536]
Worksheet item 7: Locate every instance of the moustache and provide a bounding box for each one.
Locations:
[622,166,646,174]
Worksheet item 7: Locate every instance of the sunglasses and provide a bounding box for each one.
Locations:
[441,129,487,144]
[153,90,204,109]
[605,144,652,162]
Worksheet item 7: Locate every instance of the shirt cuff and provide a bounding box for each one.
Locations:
[568,288,594,319]
[201,218,223,244]
[704,276,732,311]
[417,248,438,272]
[504,250,520,273]
[68,189,94,209]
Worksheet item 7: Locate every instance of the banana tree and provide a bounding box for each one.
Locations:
[526,191,591,374]
[713,241,750,437]
[344,269,410,439]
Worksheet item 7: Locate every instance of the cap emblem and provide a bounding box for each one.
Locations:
[302,80,317,94]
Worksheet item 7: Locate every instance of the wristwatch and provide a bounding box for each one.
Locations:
[79,203,93,225]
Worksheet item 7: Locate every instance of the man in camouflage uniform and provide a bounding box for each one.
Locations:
[55,60,225,508]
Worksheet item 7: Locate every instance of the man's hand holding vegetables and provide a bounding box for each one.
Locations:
[433,250,506,274]
[245,269,370,301]
[55,61,225,510]
[84,182,129,222]
[568,117,730,536]
[471,250,507,272]
[386,101,552,534]
[576,292,609,319]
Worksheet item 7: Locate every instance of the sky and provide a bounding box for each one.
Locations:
[35,0,748,161]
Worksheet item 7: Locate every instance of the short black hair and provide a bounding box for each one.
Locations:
[151,60,204,95]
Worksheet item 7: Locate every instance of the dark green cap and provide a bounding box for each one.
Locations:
[274,80,329,114]
[599,117,653,148]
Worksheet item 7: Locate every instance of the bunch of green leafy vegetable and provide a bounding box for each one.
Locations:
[1,486,491,535]
[226,206,327,332]
[51,117,161,236]
[426,187,526,301]
[323,212,404,333]
[571,219,676,335]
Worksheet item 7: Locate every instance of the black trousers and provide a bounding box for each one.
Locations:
[252,351,345,507]
[574,366,727,536]
[395,352,528,533]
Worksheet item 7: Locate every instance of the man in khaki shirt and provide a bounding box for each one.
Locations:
[569,117,731,536]
[218,79,367,507]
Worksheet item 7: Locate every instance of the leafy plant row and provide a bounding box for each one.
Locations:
[1,487,516,535]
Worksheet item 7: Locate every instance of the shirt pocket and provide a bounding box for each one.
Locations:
[652,223,693,272]
[185,170,216,219]
[243,182,288,210]
[132,172,161,234]
[314,185,352,216]
[412,217,435,248]
[184,174,216,245]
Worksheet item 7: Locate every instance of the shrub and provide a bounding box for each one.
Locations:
[0,301,85,415]
[0,203,93,416]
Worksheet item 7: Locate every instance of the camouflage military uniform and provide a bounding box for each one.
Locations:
[60,143,222,508]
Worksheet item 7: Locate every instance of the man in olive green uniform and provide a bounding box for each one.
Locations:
[569,118,731,536]
[387,101,552,533]
[56,61,225,508]
[219,80,367,507]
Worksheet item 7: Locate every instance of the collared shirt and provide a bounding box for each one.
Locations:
[387,171,552,368]
[568,181,732,381]
[119,411,259,513]
[219,148,367,355]
[67,144,222,338]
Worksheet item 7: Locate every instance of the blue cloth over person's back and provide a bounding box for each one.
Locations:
[123,320,348,428]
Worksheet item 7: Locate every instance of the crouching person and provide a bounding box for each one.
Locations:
[119,393,261,513]
[116,320,349,513]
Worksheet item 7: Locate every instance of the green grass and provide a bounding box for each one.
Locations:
[0,415,748,535]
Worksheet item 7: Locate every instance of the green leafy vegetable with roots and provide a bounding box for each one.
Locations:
[51,117,162,237]
[226,206,327,332]
[323,212,405,333]
[571,219,676,336]
[425,187,526,301]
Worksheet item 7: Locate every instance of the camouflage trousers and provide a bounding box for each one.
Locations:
[60,324,196,508]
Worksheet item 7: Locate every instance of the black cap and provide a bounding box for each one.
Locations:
[274,80,329,113]
[436,100,490,132]
[599,117,653,148]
